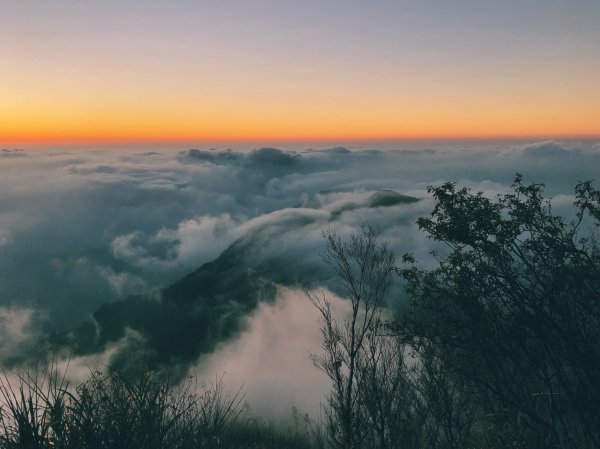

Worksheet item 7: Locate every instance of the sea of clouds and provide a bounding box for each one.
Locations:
[1,140,599,417]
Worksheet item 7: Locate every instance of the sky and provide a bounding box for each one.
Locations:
[2,0,600,146]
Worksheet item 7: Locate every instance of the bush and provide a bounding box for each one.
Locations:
[400,175,600,448]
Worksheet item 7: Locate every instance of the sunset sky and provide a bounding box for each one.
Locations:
[1,0,599,147]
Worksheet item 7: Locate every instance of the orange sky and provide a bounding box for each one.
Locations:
[2,2,599,146]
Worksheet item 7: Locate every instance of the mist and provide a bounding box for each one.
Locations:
[1,140,599,414]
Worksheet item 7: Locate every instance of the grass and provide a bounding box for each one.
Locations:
[0,362,315,449]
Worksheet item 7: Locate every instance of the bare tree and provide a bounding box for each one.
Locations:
[357,319,426,449]
[307,225,396,449]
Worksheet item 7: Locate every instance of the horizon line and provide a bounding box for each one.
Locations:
[3,134,600,150]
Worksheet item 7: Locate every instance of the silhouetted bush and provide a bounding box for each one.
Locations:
[400,175,600,448]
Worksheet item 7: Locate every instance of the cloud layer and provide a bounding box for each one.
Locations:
[1,140,599,392]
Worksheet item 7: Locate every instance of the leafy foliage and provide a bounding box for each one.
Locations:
[400,175,600,448]
[313,177,600,449]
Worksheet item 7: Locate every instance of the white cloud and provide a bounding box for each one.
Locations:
[111,214,240,271]
[97,266,146,296]
[0,306,39,359]
[190,286,350,419]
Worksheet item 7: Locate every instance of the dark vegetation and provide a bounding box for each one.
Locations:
[0,364,313,449]
[2,177,599,448]
[45,235,280,376]
[309,176,600,449]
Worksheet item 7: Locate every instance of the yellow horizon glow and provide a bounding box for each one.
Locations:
[3,81,599,145]
[3,131,600,148]
[3,65,599,145]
